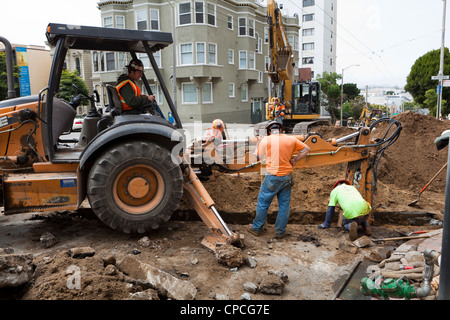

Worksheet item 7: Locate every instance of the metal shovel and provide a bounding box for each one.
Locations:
[408,161,448,206]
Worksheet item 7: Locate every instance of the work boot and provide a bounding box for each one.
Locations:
[247,224,263,236]
[361,221,371,236]
[349,222,358,241]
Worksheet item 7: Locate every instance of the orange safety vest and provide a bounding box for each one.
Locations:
[115,79,141,111]
[272,104,286,118]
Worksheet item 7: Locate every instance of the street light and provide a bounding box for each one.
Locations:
[340,64,360,126]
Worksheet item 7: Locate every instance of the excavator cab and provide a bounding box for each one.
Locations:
[291,81,321,115]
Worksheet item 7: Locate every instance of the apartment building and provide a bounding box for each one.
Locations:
[96,0,299,123]
[298,0,336,79]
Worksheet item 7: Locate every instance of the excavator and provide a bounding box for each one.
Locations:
[360,105,383,126]
[259,0,330,134]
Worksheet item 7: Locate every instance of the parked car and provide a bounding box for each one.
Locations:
[72,116,84,131]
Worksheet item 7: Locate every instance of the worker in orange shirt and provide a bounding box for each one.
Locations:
[204,119,226,146]
[247,121,310,238]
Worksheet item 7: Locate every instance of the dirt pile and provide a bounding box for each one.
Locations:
[198,112,448,216]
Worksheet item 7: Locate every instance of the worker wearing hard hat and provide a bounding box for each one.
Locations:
[318,180,372,241]
[205,119,226,146]
[247,121,310,239]
[270,98,286,125]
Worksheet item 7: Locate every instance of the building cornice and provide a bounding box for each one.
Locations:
[98,0,133,8]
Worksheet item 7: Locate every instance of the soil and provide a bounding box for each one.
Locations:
[0,111,448,301]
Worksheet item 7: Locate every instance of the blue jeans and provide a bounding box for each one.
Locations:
[320,206,368,230]
[252,174,292,235]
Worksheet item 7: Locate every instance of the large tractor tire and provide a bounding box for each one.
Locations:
[87,140,183,234]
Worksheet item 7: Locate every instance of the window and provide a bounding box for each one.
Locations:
[248,19,255,37]
[303,28,314,36]
[92,52,99,72]
[303,0,315,7]
[150,84,163,105]
[241,84,248,102]
[303,14,314,22]
[256,34,262,54]
[330,58,333,66]
[207,3,215,25]
[265,56,269,72]
[75,58,81,75]
[227,15,233,30]
[196,43,205,64]
[116,16,125,29]
[239,51,247,69]
[228,49,234,64]
[103,16,113,28]
[302,57,314,64]
[150,9,159,30]
[182,83,198,104]
[105,52,115,71]
[179,3,191,25]
[202,82,213,103]
[228,83,235,98]
[136,10,147,30]
[208,43,216,64]
[195,2,204,24]
[249,52,255,69]
[153,51,162,68]
[303,42,314,50]
[118,52,125,69]
[180,43,193,65]
[138,53,150,68]
[238,18,246,36]
[258,71,263,83]
[264,27,269,43]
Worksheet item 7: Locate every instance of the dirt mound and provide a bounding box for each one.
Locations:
[197,112,448,215]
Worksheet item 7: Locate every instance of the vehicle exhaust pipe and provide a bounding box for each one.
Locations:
[0,36,16,99]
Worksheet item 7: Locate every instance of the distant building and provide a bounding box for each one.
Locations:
[96,0,300,124]
[0,43,51,97]
[298,0,337,79]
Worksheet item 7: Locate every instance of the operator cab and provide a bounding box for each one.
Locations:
[292,81,320,115]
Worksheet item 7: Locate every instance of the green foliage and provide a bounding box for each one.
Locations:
[343,83,361,101]
[0,51,21,100]
[316,71,342,121]
[423,88,447,117]
[57,69,89,105]
[343,95,367,120]
[405,48,450,113]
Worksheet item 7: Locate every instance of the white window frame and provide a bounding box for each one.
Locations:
[227,15,233,30]
[264,27,269,43]
[258,71,263,83]
[256,33,262,54]
[249,51,255,70]
[103,16,113,28]
[228,83,235,98]
[202,82,213,103]
[150,84,163,105]
[239,50,247,69]
[105,52,116,71]
[265,56,269,72]
[150,9,160,30]
[303,42,315,50]
[179,2,191,25]
[180,43,194,65]
[228,49,234,64]
[238,17,247,36]
[195,1,204,24]
[208,43,217,65]
[116,15,125,29]
[136,10,148,30]
[207,3,216,26]
[248,18,255,38]
[196,42,206,64]
[241,84,248,102]
[182,82,198,104]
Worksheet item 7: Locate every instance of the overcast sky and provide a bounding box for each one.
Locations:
[1,0,449,89]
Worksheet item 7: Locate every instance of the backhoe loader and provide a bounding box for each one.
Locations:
[0,24,238,252]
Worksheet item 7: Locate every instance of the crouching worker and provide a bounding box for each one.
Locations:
[318,180,372,241]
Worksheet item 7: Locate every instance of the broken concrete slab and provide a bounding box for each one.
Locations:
[259,274,285,295]
[68,247,96,259]
[118,256,197,300]
[0,254,34,288]
[215,244,244,268]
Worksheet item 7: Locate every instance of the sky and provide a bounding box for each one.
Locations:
[1,0,449,89]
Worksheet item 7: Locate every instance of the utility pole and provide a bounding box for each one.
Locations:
[437,0,447,119]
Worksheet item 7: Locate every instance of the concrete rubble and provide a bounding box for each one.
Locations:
[0,253,34,288]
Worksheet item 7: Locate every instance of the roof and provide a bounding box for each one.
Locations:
[45,23,173,53]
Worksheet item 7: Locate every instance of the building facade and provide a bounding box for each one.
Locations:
[298,0,336,79]
[96,0,300,123]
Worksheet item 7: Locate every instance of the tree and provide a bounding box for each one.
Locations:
[343,83,360,101]
[316,71,342,123]
[57,69,89,105]
[0,51,21,100]
[405,48,450,113]
[423,88,447,117]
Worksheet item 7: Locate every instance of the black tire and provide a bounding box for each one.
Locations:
[87,140,183,234]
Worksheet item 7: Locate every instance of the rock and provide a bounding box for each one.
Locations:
[68,247,96,259]
[404,251,423,264]
[243,282,258,293]
[102,255,116,266]
[129,289,160,300]
[369,249,385,262]
[259,274,285,295]
[353,236,372,248]
[118,256,197,300]
[215,244,244,268]
[0,254,34,288]
[245,256,257,268]
[40,232,57,248]
[104,264,118,276]
[138,236,152,248]
[268,270,289,283]
[0,248,14,254]
[215,293,229,300]
[339,241,358,254]
[241,292,252,300]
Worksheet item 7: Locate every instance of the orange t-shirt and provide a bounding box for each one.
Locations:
[257,134,307,176]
